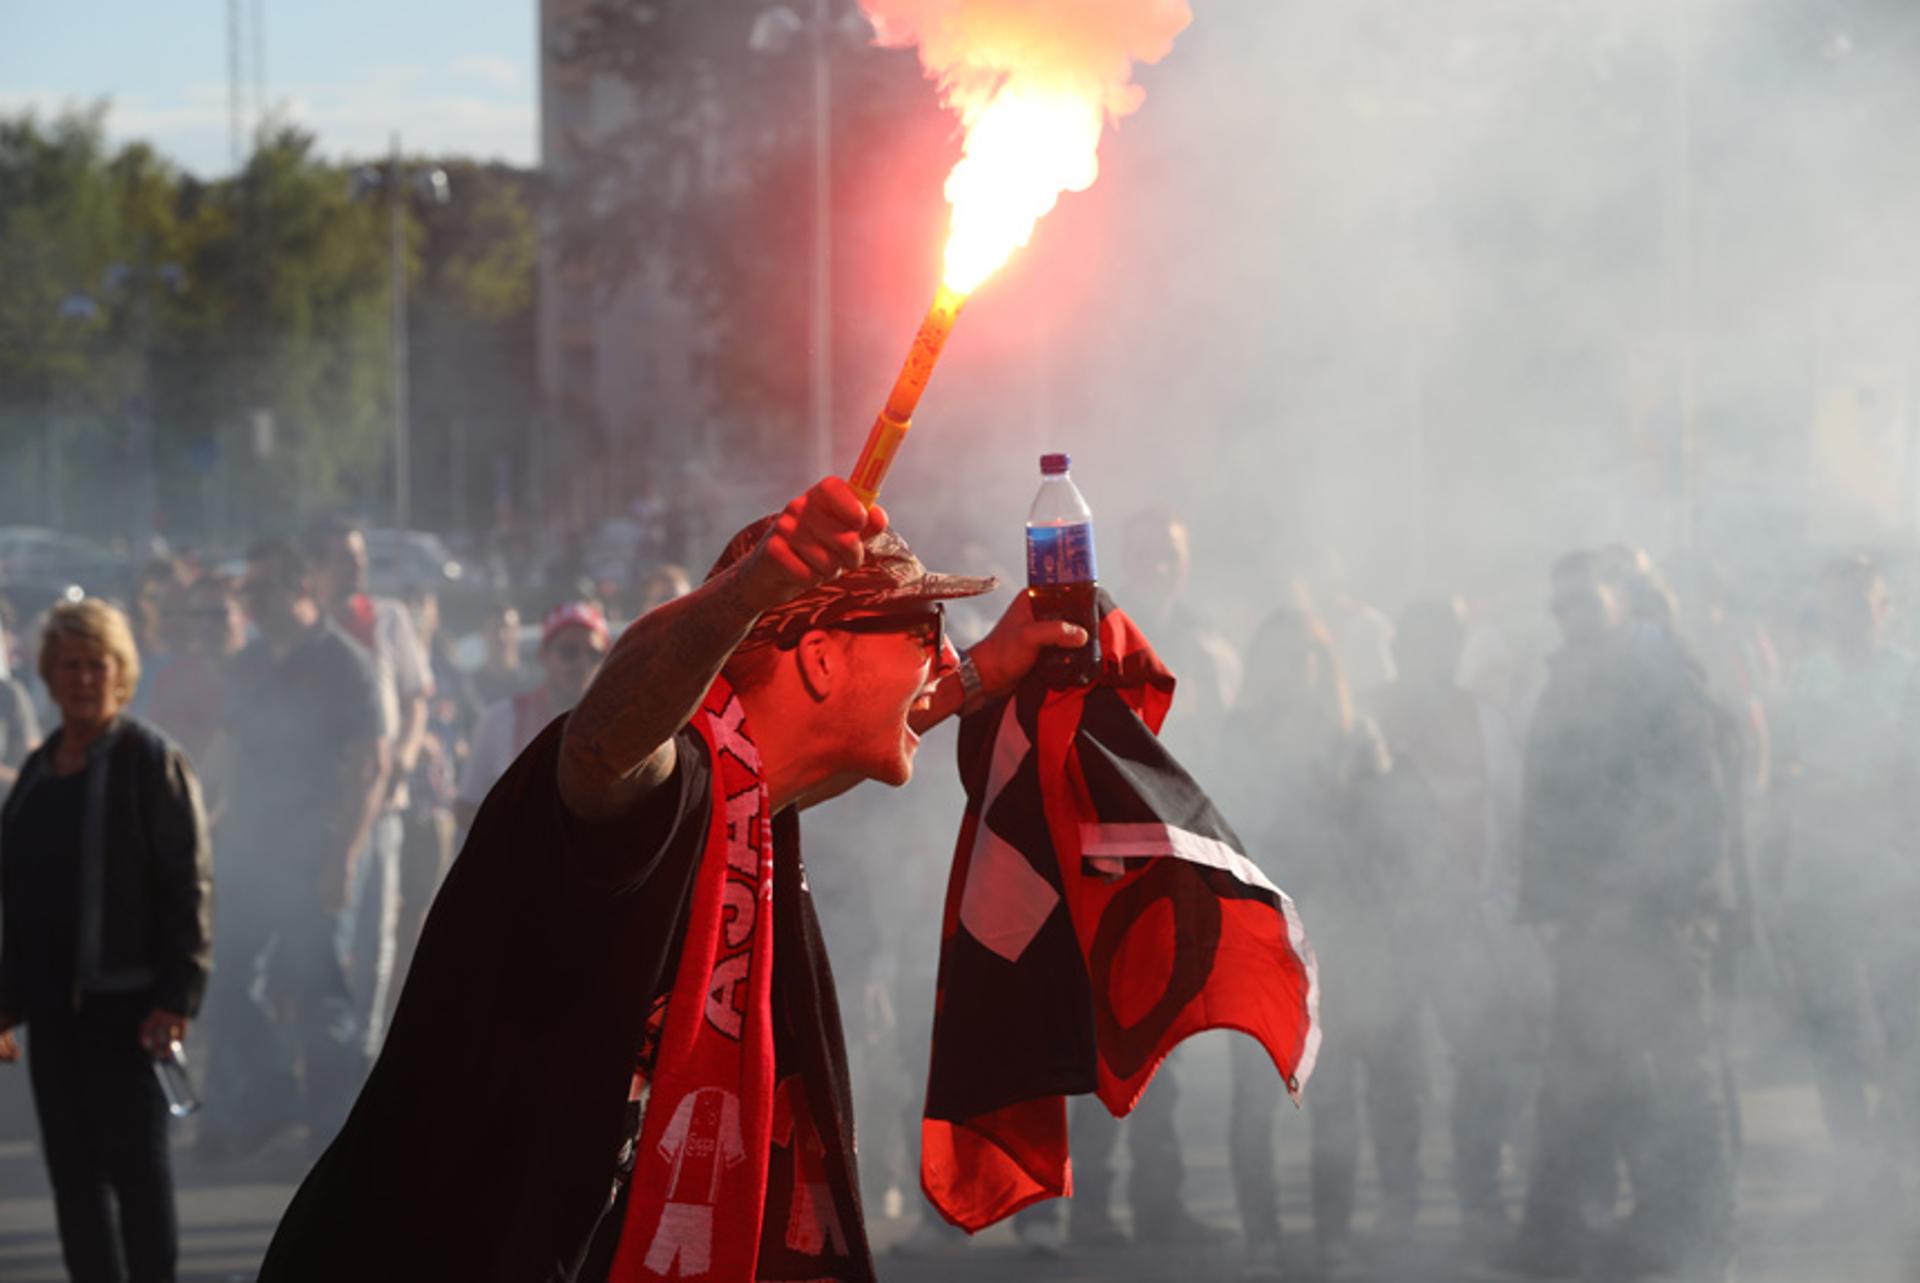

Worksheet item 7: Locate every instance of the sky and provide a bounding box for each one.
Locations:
[1,0,540,175]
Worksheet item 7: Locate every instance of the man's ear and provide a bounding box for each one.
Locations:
[796,629,838,702]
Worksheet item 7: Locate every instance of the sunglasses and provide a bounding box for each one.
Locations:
[779,603,945,660]
[549,642,606,663]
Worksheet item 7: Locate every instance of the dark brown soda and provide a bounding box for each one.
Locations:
[1027,581,1101,686]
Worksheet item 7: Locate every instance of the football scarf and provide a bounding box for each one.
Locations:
[610,678,876,1282]
[921,602,1321,1232]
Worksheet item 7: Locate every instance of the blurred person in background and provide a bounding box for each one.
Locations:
[18,608,61,730]
[1504,550,1735,1281]
[307,517,434,1062]
[1221,606,1414,1281]
[0,595,41,788]
[403,584,477,775]
[1614,556,1758,1158]
[0,597,212,1283]
[403,585,477,744]
[392,585,469,1006]
[455,602,609,831]
[629,561,692,621]
[1768,553,1920,1218]
[127,557,192,721]
[1455,575,1543,727]
[0,593,17,673]
[1290,546,1397,693]
[1120,508,1243,760]
[1367,597,1539,1247]
[1675,560,1778,797]
[195,539,387,1162]
[469,602,528,709]
[146,574,246,813]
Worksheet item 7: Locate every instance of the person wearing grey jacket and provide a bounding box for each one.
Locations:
[0,598,213,1283]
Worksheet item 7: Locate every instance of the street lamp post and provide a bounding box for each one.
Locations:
[354,137,450,530]
[751,2,871,482]
[809,0,832,483]
[50,292,103,530]
[389,133,412,530]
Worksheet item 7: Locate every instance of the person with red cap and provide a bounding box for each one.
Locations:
[261,477,1086,1282]
[455,601,611,831]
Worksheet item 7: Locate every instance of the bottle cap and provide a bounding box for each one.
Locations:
[1040,452,1071,475]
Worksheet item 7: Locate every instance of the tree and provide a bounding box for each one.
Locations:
[160,127,393,533]
[0,110,539,545]
[0,109,190,535]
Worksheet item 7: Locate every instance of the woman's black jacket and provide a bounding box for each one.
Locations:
[0,715,213,1017]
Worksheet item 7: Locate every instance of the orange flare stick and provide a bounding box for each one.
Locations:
[848,283,968,505]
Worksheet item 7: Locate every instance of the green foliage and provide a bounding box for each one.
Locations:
[0,107,139,408]
[0,110,538,543]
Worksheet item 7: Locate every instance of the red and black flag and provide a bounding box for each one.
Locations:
[921,601,1321,1232]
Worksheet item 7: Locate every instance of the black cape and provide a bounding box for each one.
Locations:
[259,718,873,1282]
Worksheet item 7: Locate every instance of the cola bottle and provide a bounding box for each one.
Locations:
[1025,452,1101,687]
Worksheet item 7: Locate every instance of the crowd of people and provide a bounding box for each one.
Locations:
[830,514,1920,1283]
[0,494,1917,1282]
[0,516,644,1280]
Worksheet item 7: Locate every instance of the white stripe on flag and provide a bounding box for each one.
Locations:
[1078,822,1284,899]
[959,705,1062,964]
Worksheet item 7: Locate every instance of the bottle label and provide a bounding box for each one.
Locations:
[1026,522,1098,586]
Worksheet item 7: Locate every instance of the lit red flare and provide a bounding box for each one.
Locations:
[846,0,1192,504]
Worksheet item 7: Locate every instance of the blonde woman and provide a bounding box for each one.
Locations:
[0,597,213,1283]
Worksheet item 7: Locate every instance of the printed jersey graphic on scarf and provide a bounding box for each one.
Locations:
[658,1087,746,1205]
[643,1088,746,1276]
[611,680,776,1281]
[922,598,1320,1233]
[610,679,877,1283]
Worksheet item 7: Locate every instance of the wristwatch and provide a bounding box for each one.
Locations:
[957,648,987,710]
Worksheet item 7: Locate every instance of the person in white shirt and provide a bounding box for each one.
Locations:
[456,602,609,830]
[307,518,435,1061]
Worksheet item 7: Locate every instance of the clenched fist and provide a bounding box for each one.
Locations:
[735,477,888,613]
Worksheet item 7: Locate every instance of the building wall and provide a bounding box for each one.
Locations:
[536,0,711,523]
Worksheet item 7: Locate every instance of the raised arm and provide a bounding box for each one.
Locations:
[906,590,1090,736]
[558,479,883,822]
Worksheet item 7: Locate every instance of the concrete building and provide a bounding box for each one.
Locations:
[535,0,713,528]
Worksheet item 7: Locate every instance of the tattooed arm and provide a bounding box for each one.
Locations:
[557,479,885,822]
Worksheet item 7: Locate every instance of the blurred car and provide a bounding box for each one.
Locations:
[0,526,60,563]
[365,529,465,598]
[0,526,130,612]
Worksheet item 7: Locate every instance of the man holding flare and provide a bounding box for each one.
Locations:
[260,476,1087,1282]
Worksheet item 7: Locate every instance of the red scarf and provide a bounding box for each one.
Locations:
[611,678,779,1280]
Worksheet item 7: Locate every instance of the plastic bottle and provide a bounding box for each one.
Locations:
[1025,452,1101,686]
[153,1039,202,1119]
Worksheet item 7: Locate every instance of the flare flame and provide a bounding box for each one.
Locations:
[861,0,1193,294]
